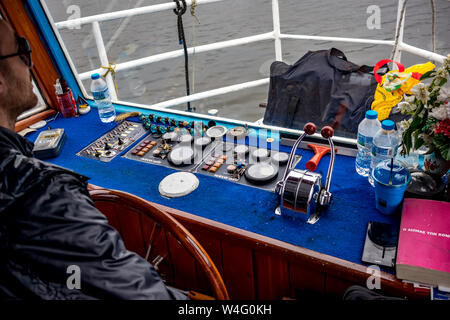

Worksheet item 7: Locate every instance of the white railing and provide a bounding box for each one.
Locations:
[51,0,446,123]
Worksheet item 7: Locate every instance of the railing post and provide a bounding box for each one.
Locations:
[272,0,282,61]
[392,0,407,63]
[92,21,118,100]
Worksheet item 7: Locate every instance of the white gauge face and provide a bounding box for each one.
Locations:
[194,136,211,148]
[206,125,227,138]
[272,151,289,163]
[234,145,249,154]
[230,127,246,137]
[162,132,178,141]
[178,134,193,143]
[100,150,116,158]
[252,148,269,159]
[170,146,194,165]
[247,163,275,178]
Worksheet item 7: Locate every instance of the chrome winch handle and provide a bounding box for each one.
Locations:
[275,122,316,195]
[275,123,336,206]
[319,126,335,206]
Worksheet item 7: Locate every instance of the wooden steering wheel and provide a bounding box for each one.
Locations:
[89,188,229,300]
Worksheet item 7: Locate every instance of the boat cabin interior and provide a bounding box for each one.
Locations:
[0,0,448,301]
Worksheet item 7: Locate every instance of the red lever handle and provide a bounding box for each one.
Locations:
[304,122,316,135]
[321,126,334,139]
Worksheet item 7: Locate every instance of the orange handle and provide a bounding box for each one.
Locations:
[306,144,331,171]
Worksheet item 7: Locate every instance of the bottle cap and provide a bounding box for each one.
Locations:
[91,73,100,80]
[381,120,395,131]
[365,110,378,120]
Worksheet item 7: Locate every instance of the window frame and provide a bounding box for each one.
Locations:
[29,0,366,148]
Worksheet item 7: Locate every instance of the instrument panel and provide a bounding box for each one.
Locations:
[77,120,300,192]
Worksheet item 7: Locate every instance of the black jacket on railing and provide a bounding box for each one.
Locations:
[0,126,187,300]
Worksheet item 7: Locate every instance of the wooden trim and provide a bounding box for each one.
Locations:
[151,203,426,299]
[88,186,427,299]
[14,109,56,132]
[0,0,59,118]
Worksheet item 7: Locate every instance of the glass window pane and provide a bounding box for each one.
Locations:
[41,0,447,140]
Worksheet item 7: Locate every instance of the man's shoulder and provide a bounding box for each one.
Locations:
[0,147,89,206]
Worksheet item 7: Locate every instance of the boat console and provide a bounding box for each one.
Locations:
[76,114,299,192]
[25,107,405,273]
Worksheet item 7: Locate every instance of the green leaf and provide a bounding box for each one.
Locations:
[434,133,450,161]
[438,78,448,87]
[402,129,413,154]
[420,70,436,80]
[414,137,425,151]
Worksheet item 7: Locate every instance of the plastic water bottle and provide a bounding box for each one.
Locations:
[90,73,116,123]
[355,110,381,176]
[368,120,399,186]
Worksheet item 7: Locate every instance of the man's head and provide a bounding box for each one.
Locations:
[0,19,38,128]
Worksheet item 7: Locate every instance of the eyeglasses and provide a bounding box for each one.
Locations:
[0,36,32,67]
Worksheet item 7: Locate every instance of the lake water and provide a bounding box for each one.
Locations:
[45,0,450,124]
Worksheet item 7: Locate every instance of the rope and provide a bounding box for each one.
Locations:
[390,0,408,63]
[173,0,192,111]
[191,0,200,96]
[430,0,436,52]
[101,62,119,99]
[190,0,200,24]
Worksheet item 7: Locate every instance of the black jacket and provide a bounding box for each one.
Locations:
[0,126,187,300]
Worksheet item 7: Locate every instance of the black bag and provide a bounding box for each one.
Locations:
[263,48,380,134]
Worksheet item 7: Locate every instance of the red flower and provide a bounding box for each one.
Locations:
[434,119,450,138]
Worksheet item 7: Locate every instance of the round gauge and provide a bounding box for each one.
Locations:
[159,172,199,198]
[178,134,193,144]
[244,163,278,185]
[206,125,228,139]
[234,145,249,160]
[229,126,247,139]
[271,151,289,165]
[234,144,249,155]
[151,133,162,139]
[162,131,178,142]
[167,146,195,166]
[194,136,211,149]
[251,148,270,162]
[102,150,117,158]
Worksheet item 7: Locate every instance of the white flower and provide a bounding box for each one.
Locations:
[400,118,413,130]
[398,101,412,114]
[429,105,449,120]
[437,86,450,103]
[410,83,430,104]
[404,94,415,103]
[436,67,449,79]
[444,54,450,69]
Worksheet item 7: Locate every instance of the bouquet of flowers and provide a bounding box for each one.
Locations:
[398,54,450,161]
